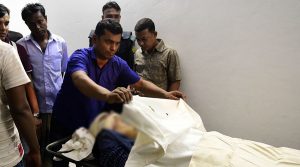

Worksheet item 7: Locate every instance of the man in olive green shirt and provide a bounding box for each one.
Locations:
[134,18,181,91]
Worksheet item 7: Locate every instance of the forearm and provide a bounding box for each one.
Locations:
[11,106,40,153]
[7,84,40,153]
[168,80,181,91]
[72,71,111,101]
[26,73,39,113]
[25,83,39,114]
[132,79,167,98]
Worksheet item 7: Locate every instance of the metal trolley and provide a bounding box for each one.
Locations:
[46,137,99,167]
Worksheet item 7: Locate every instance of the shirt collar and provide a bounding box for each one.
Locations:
[154,39,165,53]
[3,36,11,44]
[143,39,165,54]
[90,47,97,60]
[25,30,56,42]
[90,47,116,66]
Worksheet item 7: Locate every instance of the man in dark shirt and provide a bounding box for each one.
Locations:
[88,1,135,69]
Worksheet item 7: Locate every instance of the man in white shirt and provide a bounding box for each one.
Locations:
[0,41,41,167]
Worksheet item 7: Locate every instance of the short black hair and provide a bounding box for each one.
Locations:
[134,18,155,33]
[21,3,46,22]
[95,19,123,37]
[0,4,10,17]
[102,1,121,13]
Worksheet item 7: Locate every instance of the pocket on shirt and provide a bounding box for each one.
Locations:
[51,53,63,72]
[135,64,145,73]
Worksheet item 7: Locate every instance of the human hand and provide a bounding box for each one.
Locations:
[25,151,41,167]
[165,91,186,100]
[129,87,144,96]
[34,117,42,127]
[106,87,132,104]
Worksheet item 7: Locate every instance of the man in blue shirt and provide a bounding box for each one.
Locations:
[50,19,184,146]
[17,3,68,164]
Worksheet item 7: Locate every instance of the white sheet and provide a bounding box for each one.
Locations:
[121,96,206,167]
[189,131,300,167]
[122,96,300,167]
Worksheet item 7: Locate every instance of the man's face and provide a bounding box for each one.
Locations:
[25,11,48,37]
[136,29,157,52]
[0,13,10,41]
[93,30,121,60]
[102,8,121,23]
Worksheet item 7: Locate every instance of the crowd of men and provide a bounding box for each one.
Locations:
[0,1,183,167]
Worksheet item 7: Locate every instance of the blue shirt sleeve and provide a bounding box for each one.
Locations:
[118,60,140,86]
[67,49,88,74]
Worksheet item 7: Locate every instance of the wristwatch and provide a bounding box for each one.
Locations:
[33,113,39,118]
